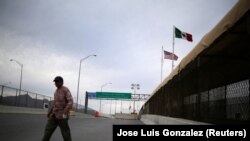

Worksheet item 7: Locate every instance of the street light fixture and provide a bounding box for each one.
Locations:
[10,59,23,96]
[131,83,140,113]
[100,82,112,113]
[76,54,96,110]
[101,83,112,92]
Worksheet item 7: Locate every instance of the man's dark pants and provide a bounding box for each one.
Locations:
[42,118,72,141]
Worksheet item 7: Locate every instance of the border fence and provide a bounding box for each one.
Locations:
[141,79,249,124]
[184,79,249,123]
[0,85,53,109]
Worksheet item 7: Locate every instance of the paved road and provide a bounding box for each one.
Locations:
[0,113,144,141]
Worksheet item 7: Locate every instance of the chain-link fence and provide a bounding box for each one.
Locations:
[0,85,53,109]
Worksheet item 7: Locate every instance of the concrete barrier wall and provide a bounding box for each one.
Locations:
[140,114,211,125]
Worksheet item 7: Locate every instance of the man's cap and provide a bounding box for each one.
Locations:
[53,76,63,82]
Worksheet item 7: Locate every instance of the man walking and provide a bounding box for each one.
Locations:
[42,76,73,141]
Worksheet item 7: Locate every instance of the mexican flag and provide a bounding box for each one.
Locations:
[174,27,193,42]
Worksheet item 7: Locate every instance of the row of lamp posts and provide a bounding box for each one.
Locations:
[9,57,140,114]
[8,54,97,111]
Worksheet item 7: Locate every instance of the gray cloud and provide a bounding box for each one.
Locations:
[0,0,238,112]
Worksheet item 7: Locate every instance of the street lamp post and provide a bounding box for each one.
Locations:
[76,54,96,110]
[10,59,23,96]
[131,83,140,113]
[100,82,112,113]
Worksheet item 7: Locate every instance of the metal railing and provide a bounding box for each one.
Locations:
[0,85,53,109]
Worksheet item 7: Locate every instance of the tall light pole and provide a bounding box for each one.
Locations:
[10,59,23,96]
[76,54,96,110]
[100,82,112,113]
[131,83,140,113]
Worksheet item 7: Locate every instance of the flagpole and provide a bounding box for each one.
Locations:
[161,46,163,82]
[172,26,175,71]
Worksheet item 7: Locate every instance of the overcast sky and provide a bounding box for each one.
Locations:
[0,0,238,113]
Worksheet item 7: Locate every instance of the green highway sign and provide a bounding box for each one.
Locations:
[96,92,131,99]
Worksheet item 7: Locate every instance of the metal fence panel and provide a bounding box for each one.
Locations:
[226,80,249,120]
[200,91,209,120]
[0,85,52,109]
[36,94,44,108]
[27,92,37,108]
[1,87,17,106]
[142,79,249,124]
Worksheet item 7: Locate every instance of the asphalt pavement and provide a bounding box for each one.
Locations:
[0,113,144,141]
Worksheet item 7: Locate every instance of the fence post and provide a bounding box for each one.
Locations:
[15,89,18,106]
[208,90,210,121]
[35,94,37,108]
[16,89,21,106]
[0,85,4,104]
[84,91,88,114]
[196,57,201,120]
[43,96,45,109]
[26,91,28,107]
[224,85,227,120]
[49,97,51,106]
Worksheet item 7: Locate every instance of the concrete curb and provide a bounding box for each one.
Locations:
[140,114,212,125]
[0,105,47,114]
[0,105,95,118]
